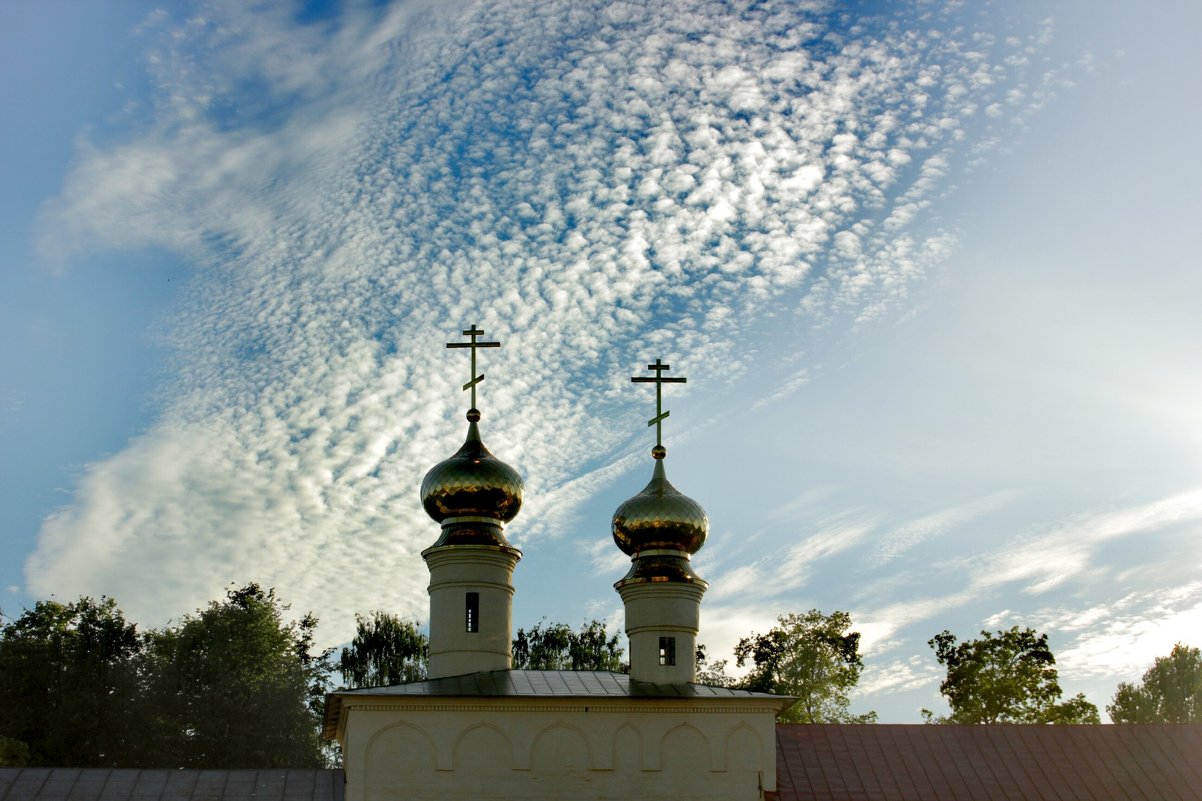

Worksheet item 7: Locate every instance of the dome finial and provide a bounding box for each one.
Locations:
[421,325,523,542]
[631,358,686,458]
[612,356,707,574]
[446,324,500,416]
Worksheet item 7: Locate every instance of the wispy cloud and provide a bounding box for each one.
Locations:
[1039,582,1202,682]
[974,487,1202,595]
[28,0,1066,646]
[868,490,1019,568]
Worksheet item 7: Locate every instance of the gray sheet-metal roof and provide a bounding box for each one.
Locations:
[0,770,343,801]
[332,669,781,699]
[323,669,790,739]
[775,723,1202,801]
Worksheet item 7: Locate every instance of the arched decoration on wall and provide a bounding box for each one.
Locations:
[364,721,437,784]
[724,723,764,773]
[660,722,711,773]
[452,721,514,772]
[531,722,591,773]
[612,722,643,772]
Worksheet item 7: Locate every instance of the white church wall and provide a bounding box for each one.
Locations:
[339,695,781,801]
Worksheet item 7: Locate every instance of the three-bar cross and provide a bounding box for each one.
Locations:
[447,325,500,412]
[631,358,686,453]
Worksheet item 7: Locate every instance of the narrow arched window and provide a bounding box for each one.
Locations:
[659,636,676,666]
[466,592,480,633]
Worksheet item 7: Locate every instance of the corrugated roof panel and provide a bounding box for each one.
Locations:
[162,771,200,801]
[29,769,78,801]
[330,669,783,700]
[0,772,344,801]
[775,724,1202,801]
[2,768,54,801]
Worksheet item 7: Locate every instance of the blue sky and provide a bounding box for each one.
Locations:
[2,0,1200,722]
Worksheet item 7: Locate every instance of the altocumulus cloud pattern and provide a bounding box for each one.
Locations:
[30,0,1067,646]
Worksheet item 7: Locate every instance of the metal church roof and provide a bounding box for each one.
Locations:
[774,723,1202,801]
[323,668,789,739]
[332,668,780,699]
[0,769,343,801]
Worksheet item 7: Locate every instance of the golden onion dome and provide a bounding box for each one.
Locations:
[612,456,708,556]
[421,411,523,524]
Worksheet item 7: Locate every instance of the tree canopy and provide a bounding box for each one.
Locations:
[1107,643,1202,723]
[924,626,1099,724]
[694,643,733,687]
[733,610,876,723]
[511,620,625,672]
[140,583,330,767]
[0,597,140,766]
[339,611,428,688]
[0,585,330,768]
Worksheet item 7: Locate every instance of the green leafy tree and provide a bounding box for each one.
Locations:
[733,610,877,723]
[924,626,1099,724]
[694,644,733,687]
[1107,643,1202,723]
[0,736,30,767]
[511,620,625,672]
[339,612,428,688]
[0,597,141,766]
[140,583,331,768]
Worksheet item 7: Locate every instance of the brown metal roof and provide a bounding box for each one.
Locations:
[775,724,1202,801]
[0,770,343,801]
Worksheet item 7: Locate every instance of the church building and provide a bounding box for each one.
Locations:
[321,328,791,800]
[3,326,1201,801]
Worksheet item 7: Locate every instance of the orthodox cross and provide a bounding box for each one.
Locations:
[446,325,500,412]
[631,358,686,456]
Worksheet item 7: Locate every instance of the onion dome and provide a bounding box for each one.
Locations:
[421,410,523,546]
[612,451,708,585]
[613,457,707,555]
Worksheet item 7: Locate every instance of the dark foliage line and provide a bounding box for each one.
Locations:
[4,590,1195,770]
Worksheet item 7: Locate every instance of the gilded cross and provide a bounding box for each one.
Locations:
[446,325,500,412]
[631,358,686,456]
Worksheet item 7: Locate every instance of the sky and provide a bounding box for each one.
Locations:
[2,0,1200,723]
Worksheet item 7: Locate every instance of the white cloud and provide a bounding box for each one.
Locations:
[1043,582,1202,681]
[869,490,1019,568]
[27,0,1071,647]
[974,488,1202,595]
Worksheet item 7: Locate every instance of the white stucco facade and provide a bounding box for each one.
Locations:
[328,680,789,801]
[618,579,706,684]
[423,542,520,679]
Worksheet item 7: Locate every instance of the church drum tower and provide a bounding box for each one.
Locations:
[419,325,524,679]
[613,359,709,684]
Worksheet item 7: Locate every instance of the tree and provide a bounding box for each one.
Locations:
[0,597,141,766]
[694,644,733,687]
[1107,643,1202,723]
[924,626,1100,724]
[733,610,877,723]
[0,736,30,767]
[511,620,625,672]
[139,583,331,768]
[339,612,428,688]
